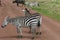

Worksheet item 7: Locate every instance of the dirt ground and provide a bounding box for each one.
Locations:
[0,0,60,40]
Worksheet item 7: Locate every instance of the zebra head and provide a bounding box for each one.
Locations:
[1,16,10,28]
[22,8,30,16]
[22,8,29,13]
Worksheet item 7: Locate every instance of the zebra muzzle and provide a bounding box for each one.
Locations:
[1,25,6,28]
[1,26,4,28]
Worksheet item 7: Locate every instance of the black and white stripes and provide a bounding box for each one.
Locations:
[22,8,42,27]
[25,16,38,26]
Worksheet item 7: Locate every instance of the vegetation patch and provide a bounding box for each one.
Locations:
[30,0,60,22]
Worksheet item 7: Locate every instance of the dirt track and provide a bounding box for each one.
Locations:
[0,0,60,40]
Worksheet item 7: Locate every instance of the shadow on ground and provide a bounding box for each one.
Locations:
[0,35,41,39]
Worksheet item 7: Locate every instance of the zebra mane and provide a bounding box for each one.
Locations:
[25,8,30,13]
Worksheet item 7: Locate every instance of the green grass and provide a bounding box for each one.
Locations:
[29,0,60,22]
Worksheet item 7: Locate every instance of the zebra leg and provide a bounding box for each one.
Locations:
[16,27,20,38]
[17,3,19,6]
[39,16,42,35]
[29,27,31,33]
[17,27,22,38]
[37,16,42,35]
[28,26,31,33]
[39,25,42,35]
[31,28,36,40]
[36,20,40,35]
[19,27,23,38]
[31,25,36,40]
[36,26,42,35]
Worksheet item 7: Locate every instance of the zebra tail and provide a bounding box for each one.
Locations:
[37,16,42,27]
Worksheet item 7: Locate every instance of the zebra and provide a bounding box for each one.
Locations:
[22,8,42,25]
[13,0,25,6]
[22,8,42,34]
[1,15,42,40]
[25,1,39,7]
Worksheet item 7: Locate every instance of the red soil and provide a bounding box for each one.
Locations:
[0,0,60,40]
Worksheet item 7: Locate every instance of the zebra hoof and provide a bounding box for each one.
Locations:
[18,35,22,38]
[36,32,42,35]
[36,32,39,35]
[32,37,34,40]
[39,32,42,35]
[28,31,31,33]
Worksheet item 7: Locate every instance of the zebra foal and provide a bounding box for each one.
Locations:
[0,0,1,6]
[1,15,42,39]
[22,8,42,34]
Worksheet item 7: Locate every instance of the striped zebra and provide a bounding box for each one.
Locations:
[1,15,42,39]
[22,8,42,33]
